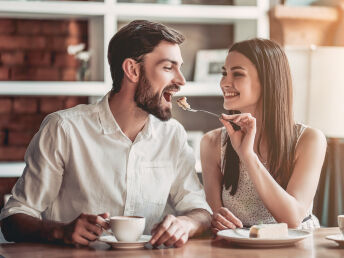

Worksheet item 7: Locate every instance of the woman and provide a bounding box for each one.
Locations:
[200,38,327,233]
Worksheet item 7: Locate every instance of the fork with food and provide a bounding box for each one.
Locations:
[177,97,240,130]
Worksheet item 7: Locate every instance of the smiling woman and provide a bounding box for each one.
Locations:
[201,38,327,232]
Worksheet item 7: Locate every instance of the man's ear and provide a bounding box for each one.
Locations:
[122,58,140,83]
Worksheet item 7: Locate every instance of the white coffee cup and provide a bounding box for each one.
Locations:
[338,215,344,236]
[109,216,145,242]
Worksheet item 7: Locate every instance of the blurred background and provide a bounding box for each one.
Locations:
[0,0,343,227]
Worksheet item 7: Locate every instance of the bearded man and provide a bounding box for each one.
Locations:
[0,20,212,248]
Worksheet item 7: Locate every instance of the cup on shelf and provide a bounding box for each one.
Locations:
[109,216,145,242]
[338,215,344,236]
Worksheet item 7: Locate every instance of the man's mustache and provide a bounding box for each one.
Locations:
[163,84,180,92]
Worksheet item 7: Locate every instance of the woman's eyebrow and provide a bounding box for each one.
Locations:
[231,66,245,71]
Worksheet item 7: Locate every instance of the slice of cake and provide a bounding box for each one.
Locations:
[177,97,190,110]
[249,223,288,238]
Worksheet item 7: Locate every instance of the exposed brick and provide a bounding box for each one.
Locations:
[11,67,59,81]
[0,36,46,50]
[4,113,45,131]
[54,53,79,68]
[0,19,16,34]
[48,36,84,51]
[26,51,51,66]
[68,21,88,37]
[61,68,77,81]
[16,20,42,35]
[40,97,65,113]
[0,130,5,145]
[8,131,34,146]
[41,21,69,36]
[0,51,25,65]
[13,98,38,114]
[10,67,31,80]
[35,68,60,81]
[0,115,10,130]
[0,68,10,80]
[0,146,26,161]
[0,98,12,113]
[64,96,88,109]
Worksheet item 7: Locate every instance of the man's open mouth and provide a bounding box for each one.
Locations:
[162,86,180,102]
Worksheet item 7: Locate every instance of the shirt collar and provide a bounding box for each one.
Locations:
[141,115,156,138]
[98,92,120,135]
[98,91,156,138]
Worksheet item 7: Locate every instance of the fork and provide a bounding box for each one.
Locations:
[184,107,221,118]
[183,107,241,131]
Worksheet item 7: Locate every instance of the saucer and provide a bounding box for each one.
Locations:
[326,234,344,247]
[98,235,151,249]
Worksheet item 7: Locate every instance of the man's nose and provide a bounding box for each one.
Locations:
[173,70,186,86]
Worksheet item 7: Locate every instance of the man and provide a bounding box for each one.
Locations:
[0,20,212,248]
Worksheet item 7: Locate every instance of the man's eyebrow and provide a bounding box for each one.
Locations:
[156,59,183,66]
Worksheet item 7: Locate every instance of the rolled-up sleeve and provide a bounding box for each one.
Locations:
[169,128,212,216]
[0,113,66,220]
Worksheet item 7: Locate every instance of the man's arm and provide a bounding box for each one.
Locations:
[1,212,109,245]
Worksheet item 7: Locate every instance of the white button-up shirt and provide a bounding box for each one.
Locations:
[0,92,211,233]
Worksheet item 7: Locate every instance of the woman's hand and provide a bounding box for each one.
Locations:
[211,207,243,234]
[220,113,256,160]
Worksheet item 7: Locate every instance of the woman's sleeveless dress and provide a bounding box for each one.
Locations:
[220,124,320,230]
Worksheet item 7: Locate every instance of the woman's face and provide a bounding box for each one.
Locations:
[220,51,262,114]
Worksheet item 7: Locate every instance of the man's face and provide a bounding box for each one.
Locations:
[134,41,186,121]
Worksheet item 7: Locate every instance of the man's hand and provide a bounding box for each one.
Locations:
[149,214,192,248]
[61,212,110,246]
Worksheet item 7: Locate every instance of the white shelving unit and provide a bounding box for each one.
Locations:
[0,0,269,176]
[0,0,269,97]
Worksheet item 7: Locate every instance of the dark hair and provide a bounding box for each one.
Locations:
[223,38,297,195]
[107,20,185,93]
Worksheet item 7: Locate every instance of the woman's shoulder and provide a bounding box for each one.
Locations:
[201,127,223,149]
[295,125,327,158]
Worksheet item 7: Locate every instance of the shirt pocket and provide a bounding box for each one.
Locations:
[139,161,174,205]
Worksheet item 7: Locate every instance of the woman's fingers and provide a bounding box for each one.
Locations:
[219,208,243,228]
[213,213,237,229]
[211,217,229,230]
[220,118,235,136]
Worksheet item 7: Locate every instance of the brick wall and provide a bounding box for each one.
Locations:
[0,18,87,81]
[0,18,89,161]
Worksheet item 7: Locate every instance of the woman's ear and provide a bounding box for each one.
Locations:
[122,58,140,83]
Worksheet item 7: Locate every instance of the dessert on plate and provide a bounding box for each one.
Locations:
[249,223,288,238]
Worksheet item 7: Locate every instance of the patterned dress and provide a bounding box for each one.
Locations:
[220,124,320,230]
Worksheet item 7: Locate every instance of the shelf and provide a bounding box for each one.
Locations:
[0,162,25,177]
[0,81,110,96]
[0,1,107,19]
[116,3,260,24]
[0,1,260,22]
[177,81,222,96]
[0,0,268,97]
[0,81,222,96]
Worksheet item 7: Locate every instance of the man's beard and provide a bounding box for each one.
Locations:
[134,67,177,121]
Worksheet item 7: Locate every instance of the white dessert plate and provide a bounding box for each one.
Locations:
[326,234,344,247]
[217,229,311,248]
[98,235,151,249]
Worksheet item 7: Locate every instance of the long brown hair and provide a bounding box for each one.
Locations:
[223,38,297,194]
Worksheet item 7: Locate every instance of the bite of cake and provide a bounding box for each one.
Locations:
[177,97,191,110]
[249,223,288,238]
